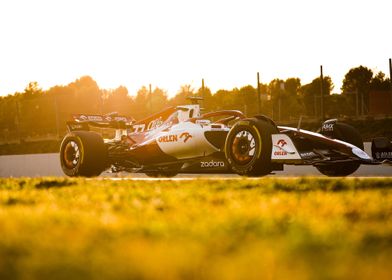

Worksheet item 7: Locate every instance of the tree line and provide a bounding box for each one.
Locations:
[0,65,390,142]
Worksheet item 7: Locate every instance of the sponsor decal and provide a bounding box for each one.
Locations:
[147,117,163,130]
[78,115,104,122]
[158,134,178,143]
[375,151,392,159]
[158,132,193,143]
[132,117,164,133]
[322,123,334,132]
[277,139,287,147]
[274,150,287,156]
[271,134,301,160]
[201,160,225,168]
[300,151,316,158]
[179,132,192,143]
[114,116,129,122]
[76,114,130,123]
[273,138,294,156]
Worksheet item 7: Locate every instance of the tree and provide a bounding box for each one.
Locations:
[370,71,391,91]
[24,81,43,97]
[47,85,75,135]
[103,86,134,116]
[268,79,285,98]
[284,78,301,96]
[151,87,169,113]
[301,76,333,97]
[212,89,236,110]
[324,94,352,118]
[267,78,304,121]
[300,76,334,117]
[341,65,373,94]
[279,78,303,120]
[169,84,195,106]
[239,85,257,116]
[68,76,102,114]
[196,86,213,111]
[341,66,373,115]
[0,94,21,141]
[132,86,150,119]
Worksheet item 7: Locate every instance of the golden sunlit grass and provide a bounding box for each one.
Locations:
[1,177,392,279]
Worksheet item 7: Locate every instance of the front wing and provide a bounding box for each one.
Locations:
[270,129,375,166]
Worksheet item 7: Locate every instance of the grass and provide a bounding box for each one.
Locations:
[0,177,392,280]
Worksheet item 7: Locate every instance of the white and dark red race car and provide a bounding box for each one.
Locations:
[60,99,391,177]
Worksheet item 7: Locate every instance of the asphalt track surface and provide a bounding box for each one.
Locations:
[0,143,390,178]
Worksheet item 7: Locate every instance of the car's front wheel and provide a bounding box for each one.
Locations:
[224,117,277,177]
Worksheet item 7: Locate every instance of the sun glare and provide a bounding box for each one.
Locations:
[0,0,391,96]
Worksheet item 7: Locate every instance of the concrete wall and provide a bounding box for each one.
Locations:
[0,153,63,177]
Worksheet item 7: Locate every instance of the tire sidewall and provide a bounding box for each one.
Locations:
[225,118,275,176]
[60,134,85,177]
[225,121,263,175]
[60,131,107,177]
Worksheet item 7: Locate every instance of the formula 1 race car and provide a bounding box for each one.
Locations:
[59,99,390,177]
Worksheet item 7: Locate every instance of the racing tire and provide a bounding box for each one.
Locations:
[60,131,108,177]
[224,117,278,177]
[316,122,363,177]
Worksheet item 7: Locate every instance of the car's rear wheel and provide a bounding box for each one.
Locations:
[316,122,363,177]
[60,131,108,177]
[224,117,277,176]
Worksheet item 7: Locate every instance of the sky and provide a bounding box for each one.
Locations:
[0,0,391,97]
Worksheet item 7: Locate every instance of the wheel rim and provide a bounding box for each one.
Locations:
[63,140,80,169]
[231,129,257,165]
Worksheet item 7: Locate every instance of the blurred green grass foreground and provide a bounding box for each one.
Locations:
[1,177,392,280]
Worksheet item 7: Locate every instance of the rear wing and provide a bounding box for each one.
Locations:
[66,113,135,132]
